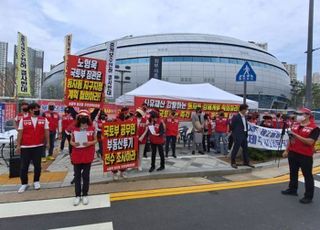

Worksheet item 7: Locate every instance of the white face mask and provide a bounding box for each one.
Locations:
[296,115,305,122]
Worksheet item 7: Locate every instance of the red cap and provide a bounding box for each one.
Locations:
[298,108,312,115]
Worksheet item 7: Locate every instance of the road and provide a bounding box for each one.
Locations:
[1,176,320,230]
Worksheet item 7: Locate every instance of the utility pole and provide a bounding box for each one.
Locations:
[305,0,314,108]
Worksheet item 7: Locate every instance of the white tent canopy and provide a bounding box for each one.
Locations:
[115,79,258,109]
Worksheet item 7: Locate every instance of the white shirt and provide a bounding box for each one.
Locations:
[239,112,247,132]
[18,117,49,148]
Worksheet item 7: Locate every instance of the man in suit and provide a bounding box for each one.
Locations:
[191,107,205,155]
[230,104,255,169]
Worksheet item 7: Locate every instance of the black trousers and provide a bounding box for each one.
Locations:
[151,143,165,168]
[97,131,103,154]
[202,134,211,152]
[48,131,56,156]
[165,136,177,156]
[230,136,249,164]
[20,146,43,185]
[60,131,72,154]
[74,163,91,197]
[288,151,314,199]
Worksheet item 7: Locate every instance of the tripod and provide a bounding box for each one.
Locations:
[276,116,287,167]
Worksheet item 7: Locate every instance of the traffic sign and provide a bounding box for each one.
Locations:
[236,62,256,82]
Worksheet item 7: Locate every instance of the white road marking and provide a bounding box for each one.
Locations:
[0,194,110,219]
[49,222,113,230]
[299,178,320,188]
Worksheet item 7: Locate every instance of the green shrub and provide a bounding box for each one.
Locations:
[248,148,280,162]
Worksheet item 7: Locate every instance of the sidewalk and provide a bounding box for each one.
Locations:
[1,142,320,193]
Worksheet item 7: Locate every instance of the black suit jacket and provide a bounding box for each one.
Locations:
[230,113,248,141]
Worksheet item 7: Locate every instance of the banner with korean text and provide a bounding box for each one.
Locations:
[102,120,138,172]
[105,41,117,99]
[16,32,31,96]
[247,123,289,150]
[135,97,240,120]
[65,55,106,108]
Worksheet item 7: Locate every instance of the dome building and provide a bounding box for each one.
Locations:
[42,33,291,108]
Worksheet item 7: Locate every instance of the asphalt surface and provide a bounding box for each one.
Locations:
[1,180,320,230]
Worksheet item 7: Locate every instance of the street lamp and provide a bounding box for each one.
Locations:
[115,65,131,96]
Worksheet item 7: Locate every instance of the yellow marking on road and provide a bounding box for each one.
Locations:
[110,166,320,202]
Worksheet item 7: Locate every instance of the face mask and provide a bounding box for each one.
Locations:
[171,113,175,116]
[49,106,55,111]
[100,115,106,120]
[220,113,224,117]
[22,107,29,113]
[80,117,89,124]
[33,110,40,116]
[296,115,305,122]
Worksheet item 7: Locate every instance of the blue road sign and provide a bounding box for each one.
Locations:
[236,61,256,82]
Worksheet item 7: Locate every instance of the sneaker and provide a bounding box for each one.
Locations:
[299,197,312,204]
[73,197,81,206]
[120,172,127,179]
[281,189,298,196]
[112,173,119,181]
[149,167,155,173]
[18,184,29,193]
[138,167,143,172]
[82,196,89,205]
[157,166,165,171]
[34,182,41,190]
[41,157,47,163]
[47,156,55,161]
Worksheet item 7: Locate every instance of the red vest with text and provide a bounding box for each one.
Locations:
[165,117,179,136]
[71,126,96,164]
[137,117,148,144]
[21,116,46,147]
[215,117,228,133]
[61,114,74,132]
[149,120,165,145]
[44,111,59,132]
[288,122,318,157]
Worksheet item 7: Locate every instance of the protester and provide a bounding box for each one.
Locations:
[230,104,255,169]
[273,113,284,129]
[282,108,320,204]
[214,110,229,155]
[149,110,165,172]
[259,113,273,128]
[16,103,49,193]
[191,107,205,155]
[165,110,179,158]
[14,102,29,129]
[43,104,60,162]
[141,103,151,158]
[70,110,97,206]
[95,110,107,158]
[60,107,74,155]
[136,108,148,171]
[202,113,212,153]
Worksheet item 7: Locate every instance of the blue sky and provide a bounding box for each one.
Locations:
[0,0,319,80]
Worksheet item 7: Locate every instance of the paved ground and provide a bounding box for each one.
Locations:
[1,178,320,230]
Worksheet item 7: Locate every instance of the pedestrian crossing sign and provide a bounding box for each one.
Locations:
[236,61,256,82]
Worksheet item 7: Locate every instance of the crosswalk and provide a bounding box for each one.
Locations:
[0,194,113,230]
[299,174,320,188]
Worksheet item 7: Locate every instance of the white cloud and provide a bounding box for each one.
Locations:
[0,0,319,79]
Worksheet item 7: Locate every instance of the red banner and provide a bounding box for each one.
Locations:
[102,120,138,172]
[4,102,16,121]
[64,55,106,109]
[135,97,240,120]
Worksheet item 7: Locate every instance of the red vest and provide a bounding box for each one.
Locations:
[61,114,74,132]
[165,117,179,136]
[44,111,59,132]
[137,117,148,144]
[288,122,318,157]
[71,126,96,164]
[215,117,228,133]
[272,118,284,129]
[21,116,46,147]
[149,120,165,145]
[16,112,29,123]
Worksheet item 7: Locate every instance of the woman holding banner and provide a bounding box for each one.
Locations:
[136,108,148,171]
[70,110,97,206]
